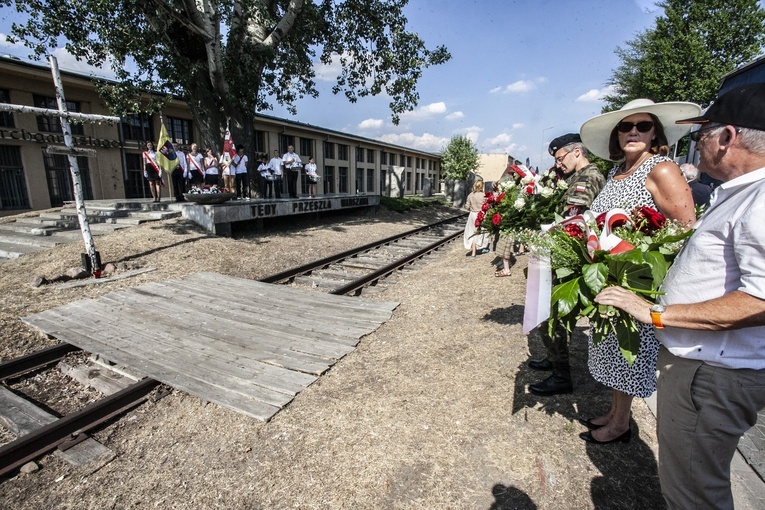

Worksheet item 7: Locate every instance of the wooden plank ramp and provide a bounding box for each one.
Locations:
[22,272,399,421]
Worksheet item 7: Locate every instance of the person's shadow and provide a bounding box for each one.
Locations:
[483,305,665,508]
[489,484,537,509]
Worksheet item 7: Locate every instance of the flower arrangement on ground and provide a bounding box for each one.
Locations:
[477,166,569,236]
[188,185,231,194]
[518,206,693,364]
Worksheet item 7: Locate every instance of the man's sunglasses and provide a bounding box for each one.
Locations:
[616,121,654,133]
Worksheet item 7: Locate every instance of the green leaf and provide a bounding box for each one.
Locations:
[582,262,609,294]
[551,278,583,317]
[612,311,642,365]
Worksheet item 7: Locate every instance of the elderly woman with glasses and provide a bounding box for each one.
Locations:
[575,99,700,445]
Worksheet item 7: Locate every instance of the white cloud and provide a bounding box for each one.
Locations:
[512,123,524,130]
[576,85,616,102]
[453,125,483,144]
[399,101,448,122]
[0,36,117,79]
[445,111,464,121]
[313,53,345,82]
[358,118,384,130]
[490,77,547,94]
[634,0,660,13]
[378,132,450,153]
[480,132,524,156]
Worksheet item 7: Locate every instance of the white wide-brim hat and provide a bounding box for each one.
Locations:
[580,99,702,161]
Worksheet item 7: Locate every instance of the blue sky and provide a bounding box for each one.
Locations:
[0,0,663,168]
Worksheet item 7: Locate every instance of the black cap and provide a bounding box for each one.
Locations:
[548,133,581,156]
[676,83,765,131]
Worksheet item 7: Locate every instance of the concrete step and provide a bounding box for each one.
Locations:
[0,230,61,248]
[0,241,42,259]
[0,222,58,236]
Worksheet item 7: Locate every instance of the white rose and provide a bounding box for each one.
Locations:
[557,181,569,190]
[540,187,554,197]
[514,197,526,210]
[521,175,534,185]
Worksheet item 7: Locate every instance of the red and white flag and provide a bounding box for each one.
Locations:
[222,127,236,165]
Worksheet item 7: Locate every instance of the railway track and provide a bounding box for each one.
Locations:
[0,213,467,477]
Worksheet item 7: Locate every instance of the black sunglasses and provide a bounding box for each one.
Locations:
[616,121,655,133]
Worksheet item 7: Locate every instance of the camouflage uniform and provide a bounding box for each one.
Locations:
[532,163,605,394]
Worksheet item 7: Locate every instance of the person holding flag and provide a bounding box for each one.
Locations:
[156,123,181,202]
[221,126,237,193]
[142,141,163,203]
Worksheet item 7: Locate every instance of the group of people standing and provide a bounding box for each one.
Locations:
[516,84,765,509]
[141,142,321,202]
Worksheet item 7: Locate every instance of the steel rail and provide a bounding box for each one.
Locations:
[0,378,159,477]
[259,213,467,284]
[0,343,82,382]
[329,227,464,296]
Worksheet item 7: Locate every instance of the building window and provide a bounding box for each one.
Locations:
[407,156,412,167]
[379,168,387,195]
[366,168,375,193]
[355,168,363,193]
[406,171,412,191]
[124,153,151,199]
[0,146,29,210]
[380,151,388,165]
[33,94,84,135]
[367,149,375,164]
[324,165,335,194]
[253,130,265,153]
[278,134,295,154]
[42,151,93,207]
[338,144,348,160]
[166,116,192,145]
[0,89,15,128]
[300,137,314,158]
[121,113,154,142]
[338,166,348,193]
[324,141,335,159]
[356,147,364,162]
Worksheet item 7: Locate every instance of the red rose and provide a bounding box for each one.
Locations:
[492,213,502,226]
[476,211,485,222]
[485,192,495,204]
[634,206,666,232]
[496,192,506,203]
[481,202,491,212]
[563,223,585,239]
[475,219,482,228]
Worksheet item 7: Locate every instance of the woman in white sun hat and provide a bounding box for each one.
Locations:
[576,98,700,445]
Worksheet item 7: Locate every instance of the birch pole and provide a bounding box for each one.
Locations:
[49,55,116,277]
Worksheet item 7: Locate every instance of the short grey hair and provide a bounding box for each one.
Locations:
[736,127,765,154]
[565,142,590,158]
[680,163,699,182]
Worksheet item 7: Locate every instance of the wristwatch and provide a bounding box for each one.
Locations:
[650,304,666,329]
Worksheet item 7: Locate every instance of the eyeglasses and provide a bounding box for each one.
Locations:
[554,149,572,164]
[616,121,654,133]
[688,123,724,142]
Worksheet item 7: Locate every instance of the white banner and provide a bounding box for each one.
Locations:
[523,253,552,334]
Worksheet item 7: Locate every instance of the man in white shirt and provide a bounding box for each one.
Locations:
[232,147,249,199]
[282,145,302,198]
[594,84,765,510]
[268,150,283,199]
[258,156,273,199]
[171,142,188,202]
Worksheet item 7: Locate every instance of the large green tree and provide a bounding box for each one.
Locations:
[604,0,765,110]
[2,0,450,151]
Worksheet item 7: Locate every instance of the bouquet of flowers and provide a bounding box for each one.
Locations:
[477,166,568,236]
[519,206,693,364]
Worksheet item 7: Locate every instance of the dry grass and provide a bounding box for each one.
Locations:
[0,205,664,509]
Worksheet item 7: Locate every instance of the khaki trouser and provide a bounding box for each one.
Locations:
[657,347,765,510]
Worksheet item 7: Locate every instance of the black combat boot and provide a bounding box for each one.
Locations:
[527,358,553,371]
[529,367,573,396]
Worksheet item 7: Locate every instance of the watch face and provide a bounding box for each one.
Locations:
[651,304,666,313]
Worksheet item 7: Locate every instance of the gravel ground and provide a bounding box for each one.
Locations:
[0,203,664,509]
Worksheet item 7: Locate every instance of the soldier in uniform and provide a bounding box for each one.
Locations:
[528,133,606,396]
